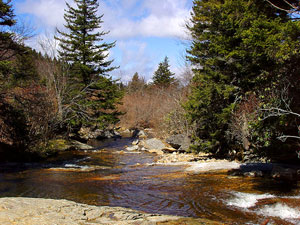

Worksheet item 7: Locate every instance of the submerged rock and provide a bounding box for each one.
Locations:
[46,165,111,172]
[126,145,139,151]
[71,140,94,150]
[271,165,299,182]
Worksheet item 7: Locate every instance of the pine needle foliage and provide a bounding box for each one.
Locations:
[153,56,176,87]
[56,0,116,84]
[55,0,122,129]
[185,0,300,154]
[0,0,15,26]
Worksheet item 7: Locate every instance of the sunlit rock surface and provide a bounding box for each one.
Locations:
[0,197,221,225]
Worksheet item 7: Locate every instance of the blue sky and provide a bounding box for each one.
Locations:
[12,0,193,82]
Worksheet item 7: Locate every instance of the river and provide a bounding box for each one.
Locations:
[0,137,299,224]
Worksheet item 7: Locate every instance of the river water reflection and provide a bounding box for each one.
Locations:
[0,138,299,224]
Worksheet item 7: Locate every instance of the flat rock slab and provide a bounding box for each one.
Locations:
[0,197,221,225]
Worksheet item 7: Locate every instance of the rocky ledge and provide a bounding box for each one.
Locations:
[0,197,221,225]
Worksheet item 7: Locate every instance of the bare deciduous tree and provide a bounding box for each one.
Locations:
[259,83,300,142]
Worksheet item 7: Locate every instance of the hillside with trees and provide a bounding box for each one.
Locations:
[0,0,123,161]
[185,0,300,161]
[0,0,299,163]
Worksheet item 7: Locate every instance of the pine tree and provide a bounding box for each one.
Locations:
[0,0,16,61]
[152,56,175,87]
[0,0,15,87]
[0,0,14,26]
[56,0,116,84]
[128,72,145,92]
[55,0,122,129]
[185,0,300,154]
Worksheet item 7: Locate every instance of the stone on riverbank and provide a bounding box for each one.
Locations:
[78,127,121,141]
[132,129,147,138]
[71,140,94,150]
[126,145,139,151]
[0,197,221,225]
[166,134,191,152]
[142,138,166,151]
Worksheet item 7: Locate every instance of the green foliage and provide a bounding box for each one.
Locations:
[55,0,116,84]
[55,0,122,130]
[185,0,300,155]
[13,48,39,83]
[0,94,28,149]
[152,56,176,87]
[0,60,12,88]
[127,72,145,92]
[0,0,15,26]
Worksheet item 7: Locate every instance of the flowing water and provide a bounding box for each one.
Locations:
[0,138,300,224]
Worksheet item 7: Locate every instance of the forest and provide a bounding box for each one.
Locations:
[0,0,300,163]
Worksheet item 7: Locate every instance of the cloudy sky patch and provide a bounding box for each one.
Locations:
[14,0,193,82]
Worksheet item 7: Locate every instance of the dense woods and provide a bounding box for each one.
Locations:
[0,0,122,160]
[0,0,299,163]
[184,0,300,161]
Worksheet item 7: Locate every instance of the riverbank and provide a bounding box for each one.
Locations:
[0,197,221,225]
[123,132,300,181]
[0,137,300,224]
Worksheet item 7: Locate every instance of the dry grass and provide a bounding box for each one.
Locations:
[118,86,189,137]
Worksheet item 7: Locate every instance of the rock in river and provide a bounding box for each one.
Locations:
[166,134,190,152]
[0,197,222,225]
[142,138,166,151]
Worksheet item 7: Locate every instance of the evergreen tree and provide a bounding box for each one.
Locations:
[185,0,300,154]
[152,56,175,87]
[56,0,116,84]
[0,0,15,87]
[0,0,15,62]
[128,72,145,92]
[0,0,15,26]
[55,0,122,129]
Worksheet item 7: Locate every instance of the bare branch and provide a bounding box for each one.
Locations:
[265,0,300,15]
[278,135,300,142]
[260,107,300,119]
[283,0,298,9]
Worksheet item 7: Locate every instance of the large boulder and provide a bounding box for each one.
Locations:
[166,134,191,152]
[271,165,299,182]
[143,138,166,150]
[99,129,121,139]
[78,127,121,140]
[132,129,147,139]
[70,140,94,150]
[0,197,219,225]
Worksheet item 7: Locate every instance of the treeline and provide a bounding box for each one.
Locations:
[0,0,122,160]
[119,57,190,137]
[120,0,300,162]
[185,0,300,161]
[1,0,299,163]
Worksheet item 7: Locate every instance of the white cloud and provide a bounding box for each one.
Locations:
[15,0,71,29]
[111,40,156,83]
[16,0,191,38]
[102,0,190,39]
[15,0,192,82]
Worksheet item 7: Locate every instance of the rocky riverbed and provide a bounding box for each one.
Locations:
[0,197,220,225]
[1,131,300,224]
